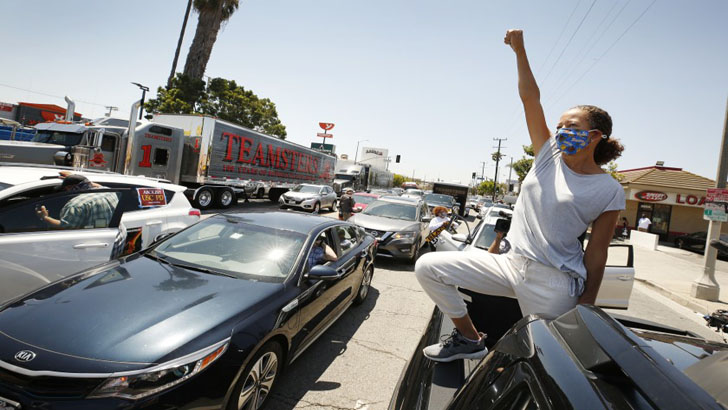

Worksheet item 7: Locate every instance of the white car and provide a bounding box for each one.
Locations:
[434,216,635,309]
[278,183,338,213]
[479,203,512,220]
[0,165,201,303]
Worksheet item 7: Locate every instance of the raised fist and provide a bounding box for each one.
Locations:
[504,29,525,53]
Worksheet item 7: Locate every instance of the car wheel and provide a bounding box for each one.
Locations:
[330,200,338,212]
[312,202,320,213]
[409,241,421,264]
[353,266,373,305]
[228,341,284,410]
[194,187,215,210]
[217,189,235,209]
[257,188,265,199]
[676,239,684,249]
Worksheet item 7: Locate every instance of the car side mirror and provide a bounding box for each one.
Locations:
[307,265,340,280]
[422,216,432,222]
[452,233,468,243]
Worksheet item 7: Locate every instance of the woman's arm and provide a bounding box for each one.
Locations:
[488,231,505,254]
[580,210,620,304]
[504,30,551,156]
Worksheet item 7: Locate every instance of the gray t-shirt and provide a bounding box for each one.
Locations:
[507,137,625,295]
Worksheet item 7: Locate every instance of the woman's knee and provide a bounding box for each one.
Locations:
[414,251,438,281]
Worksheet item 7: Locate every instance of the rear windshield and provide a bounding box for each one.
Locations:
[353,195,377,205]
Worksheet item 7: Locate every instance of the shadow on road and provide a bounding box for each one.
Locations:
[267,286,381,409]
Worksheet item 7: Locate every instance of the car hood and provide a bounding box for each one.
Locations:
[0,255,283,370]
[349,213,419,232]
[283,191,317,200]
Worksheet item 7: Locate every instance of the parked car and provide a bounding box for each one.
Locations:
[478,203,511,220]
[389,303,727,410]
[278,183,337,213]
[0,211,376,409]
[0,165,200,303]
[352,191,381,213]
[434,213,635,309]
[402,188,425,199]
[348,196,431,263]
[674,231,728,259]
[424,193,458,215]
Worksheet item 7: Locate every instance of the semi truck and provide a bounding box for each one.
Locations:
[0,101,337,210]
[332,160,393,195]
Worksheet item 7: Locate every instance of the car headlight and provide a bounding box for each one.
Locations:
[393,231,417,240]
[87,339,229,400]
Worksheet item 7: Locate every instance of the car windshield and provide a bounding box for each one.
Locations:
[425,193,454,205]
[149,216,306,281]
[363,201,417,221]
[353,194,377,204]
[405,189,423,196]
[474,224,498,251]
[291,185,321,194]
[31,131,83,146]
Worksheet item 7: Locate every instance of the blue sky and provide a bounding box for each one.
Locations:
[1,0,727,183]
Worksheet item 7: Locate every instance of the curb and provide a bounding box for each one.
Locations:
[635,278,711,314]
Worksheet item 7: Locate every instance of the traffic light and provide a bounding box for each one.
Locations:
[472,172,477,179]
[396,155,401,163]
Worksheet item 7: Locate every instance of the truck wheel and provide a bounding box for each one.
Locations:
[195,187,215,210]
[257,188,265,199]
[217,189,235,209]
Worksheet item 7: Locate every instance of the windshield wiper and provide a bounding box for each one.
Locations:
[145,252,172,265]
[166,261,237,279]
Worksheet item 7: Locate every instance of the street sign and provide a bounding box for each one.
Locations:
[311,142,335,154]
[316,133,333,138]
[319,122,335,131]
[703,188,728,222]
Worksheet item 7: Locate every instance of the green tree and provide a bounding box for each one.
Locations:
[393,173,406,188]
[491,151,505,163]
[476,180,507,197]
[606,161,624,181]
[146,74,287,139]
[183,0,240,81]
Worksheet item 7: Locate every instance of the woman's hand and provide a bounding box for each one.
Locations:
[504,29,525,54]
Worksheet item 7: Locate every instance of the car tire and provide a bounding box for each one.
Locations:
[676,239,684,249]
[353,265,373,305]
[312,202,320,214]
[409,241,421,264]
[227,341,284,410]
[194,187,215,210]
[330,200,338,212]
[217,189,236,209]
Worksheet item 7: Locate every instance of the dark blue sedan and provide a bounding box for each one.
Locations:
[0,211,376,409]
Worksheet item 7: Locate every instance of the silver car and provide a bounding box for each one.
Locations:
[348,197,431,263]
[278,183,338,213]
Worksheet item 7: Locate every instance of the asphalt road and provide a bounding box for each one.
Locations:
[204,200,727,409]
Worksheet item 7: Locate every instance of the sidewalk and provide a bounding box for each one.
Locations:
[628,240,728,315]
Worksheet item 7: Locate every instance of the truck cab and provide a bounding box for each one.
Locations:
[334,163,367,196]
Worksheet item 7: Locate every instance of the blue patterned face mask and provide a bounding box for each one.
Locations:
[555,128,598,155]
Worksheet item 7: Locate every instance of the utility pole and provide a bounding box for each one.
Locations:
[492,138,507,201]
[507,157,513,193]
[692,98,728,301]
[480,161,486,181]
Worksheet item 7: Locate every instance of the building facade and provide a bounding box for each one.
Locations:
[619,166,725,241]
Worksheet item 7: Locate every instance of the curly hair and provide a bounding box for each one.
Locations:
[572,104,624,166]
[433,206,448,216]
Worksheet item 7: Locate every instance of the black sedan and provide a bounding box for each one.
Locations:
[0,211,376,409]
[674,232,728,259]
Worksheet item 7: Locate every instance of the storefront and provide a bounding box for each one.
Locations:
[619,165,725,241]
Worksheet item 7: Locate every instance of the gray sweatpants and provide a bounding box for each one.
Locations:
[414,250,578,320]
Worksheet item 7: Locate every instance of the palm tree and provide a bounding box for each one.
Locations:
[182,0,240,81]
[168,0,194,88]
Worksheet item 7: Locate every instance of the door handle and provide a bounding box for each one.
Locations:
[617,275,633,281]
[73,242,109,249]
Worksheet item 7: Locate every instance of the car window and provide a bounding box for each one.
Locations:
[335,225,360,255]
[306,228,337,271]
[0,190,122,234]
[363,201,417,221]
[100,134,117,152]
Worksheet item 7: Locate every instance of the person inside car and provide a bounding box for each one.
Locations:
[308,234,338,267]
[414,29,625,363]
[35,174,119,230]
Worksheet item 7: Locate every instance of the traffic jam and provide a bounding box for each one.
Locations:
[2,4,728,409]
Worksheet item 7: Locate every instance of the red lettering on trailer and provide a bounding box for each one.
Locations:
[238,136,252,163]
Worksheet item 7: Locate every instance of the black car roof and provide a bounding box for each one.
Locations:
[216,211,339,233]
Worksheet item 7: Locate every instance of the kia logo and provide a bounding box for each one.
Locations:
[14,350,36,362]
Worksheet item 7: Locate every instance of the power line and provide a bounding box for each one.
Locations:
[0,82,110,108]
[549,0,657,107]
